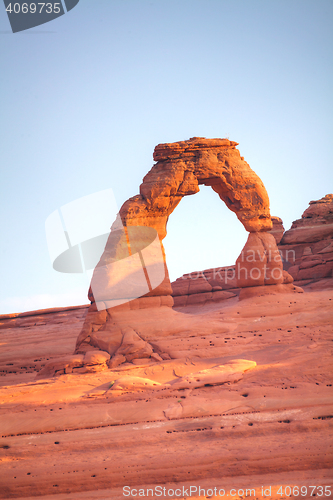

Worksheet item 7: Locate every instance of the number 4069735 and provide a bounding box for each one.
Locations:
[6,3,61,14]
[276,485,331,497]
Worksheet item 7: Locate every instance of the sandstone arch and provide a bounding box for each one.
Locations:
[121,137,272,238]
[90,137,281,301]
[76,137,293,359]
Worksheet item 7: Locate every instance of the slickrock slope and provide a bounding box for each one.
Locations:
[0,289,332,499]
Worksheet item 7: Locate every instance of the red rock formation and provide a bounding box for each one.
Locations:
[75,137,291,364]
[279,194,333,288]
[172,265,239,307]
[171,267,237,295]
[139,137,272,236]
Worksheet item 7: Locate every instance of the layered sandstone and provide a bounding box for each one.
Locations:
[141,137,272,236]
[172,265,239,308]
[269,216,285,244]
[279,194,333,288]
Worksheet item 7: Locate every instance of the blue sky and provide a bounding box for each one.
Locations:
[1,0,332,314]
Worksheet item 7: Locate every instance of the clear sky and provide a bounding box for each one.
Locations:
[1,0,332,314]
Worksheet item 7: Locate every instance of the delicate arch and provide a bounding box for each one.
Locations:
[77,137,290,357]
[90,137,280,304]
[119,137,272,241]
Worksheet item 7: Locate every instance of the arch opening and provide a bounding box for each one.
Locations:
[163,184,248,283]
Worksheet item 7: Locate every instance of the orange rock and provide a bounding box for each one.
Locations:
[127,137,272,237]
[90,328,123,356]
[281,194,333,245]
[297,261,333,281]
[107,327,163,368]
[170,359,257,390]
[279,194,333,288]
[236,232,284,288]
[37,354,85,378]
[84,350,110,365]
[282,270,294,284]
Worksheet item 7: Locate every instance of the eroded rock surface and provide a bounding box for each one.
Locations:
[279,194,333,289]
[269,216,285,244]
[171,265,238,307]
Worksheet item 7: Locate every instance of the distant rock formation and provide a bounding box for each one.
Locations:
[279,194,333,289]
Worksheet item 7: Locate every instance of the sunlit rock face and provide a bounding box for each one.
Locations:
[76,137,288,365]
[279,194,333,288]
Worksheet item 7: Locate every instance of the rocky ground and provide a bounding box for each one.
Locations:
[0,285,332,500]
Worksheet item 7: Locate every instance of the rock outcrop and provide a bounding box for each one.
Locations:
[142,137,272,235]
[279,194,333,288]
[74,137,293,366]
[236,232,284,288]
[172,265,239,307]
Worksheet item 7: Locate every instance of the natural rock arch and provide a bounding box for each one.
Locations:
[76,137,292,359]
[120,137,271,238]
[89,137,281,302]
